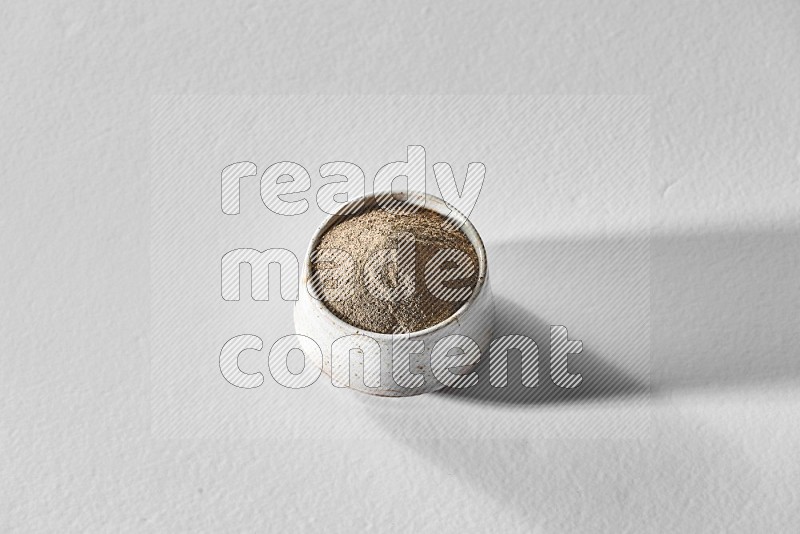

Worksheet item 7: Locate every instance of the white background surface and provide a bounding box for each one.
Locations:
[3,1,800,532]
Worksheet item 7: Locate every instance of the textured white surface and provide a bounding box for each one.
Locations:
[2,0,800,532]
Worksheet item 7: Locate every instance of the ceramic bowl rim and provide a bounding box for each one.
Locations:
[300,191,489,340]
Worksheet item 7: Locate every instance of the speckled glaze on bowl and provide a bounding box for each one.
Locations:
[293,192,494,396]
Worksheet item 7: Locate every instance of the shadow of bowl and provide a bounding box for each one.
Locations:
[434,297,650,406]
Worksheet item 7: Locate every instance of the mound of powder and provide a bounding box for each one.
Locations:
[311,207,479,333]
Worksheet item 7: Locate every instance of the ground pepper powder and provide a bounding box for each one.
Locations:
[312,207,479,333]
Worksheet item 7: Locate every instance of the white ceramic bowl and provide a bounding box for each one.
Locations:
[293,192,494,396]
